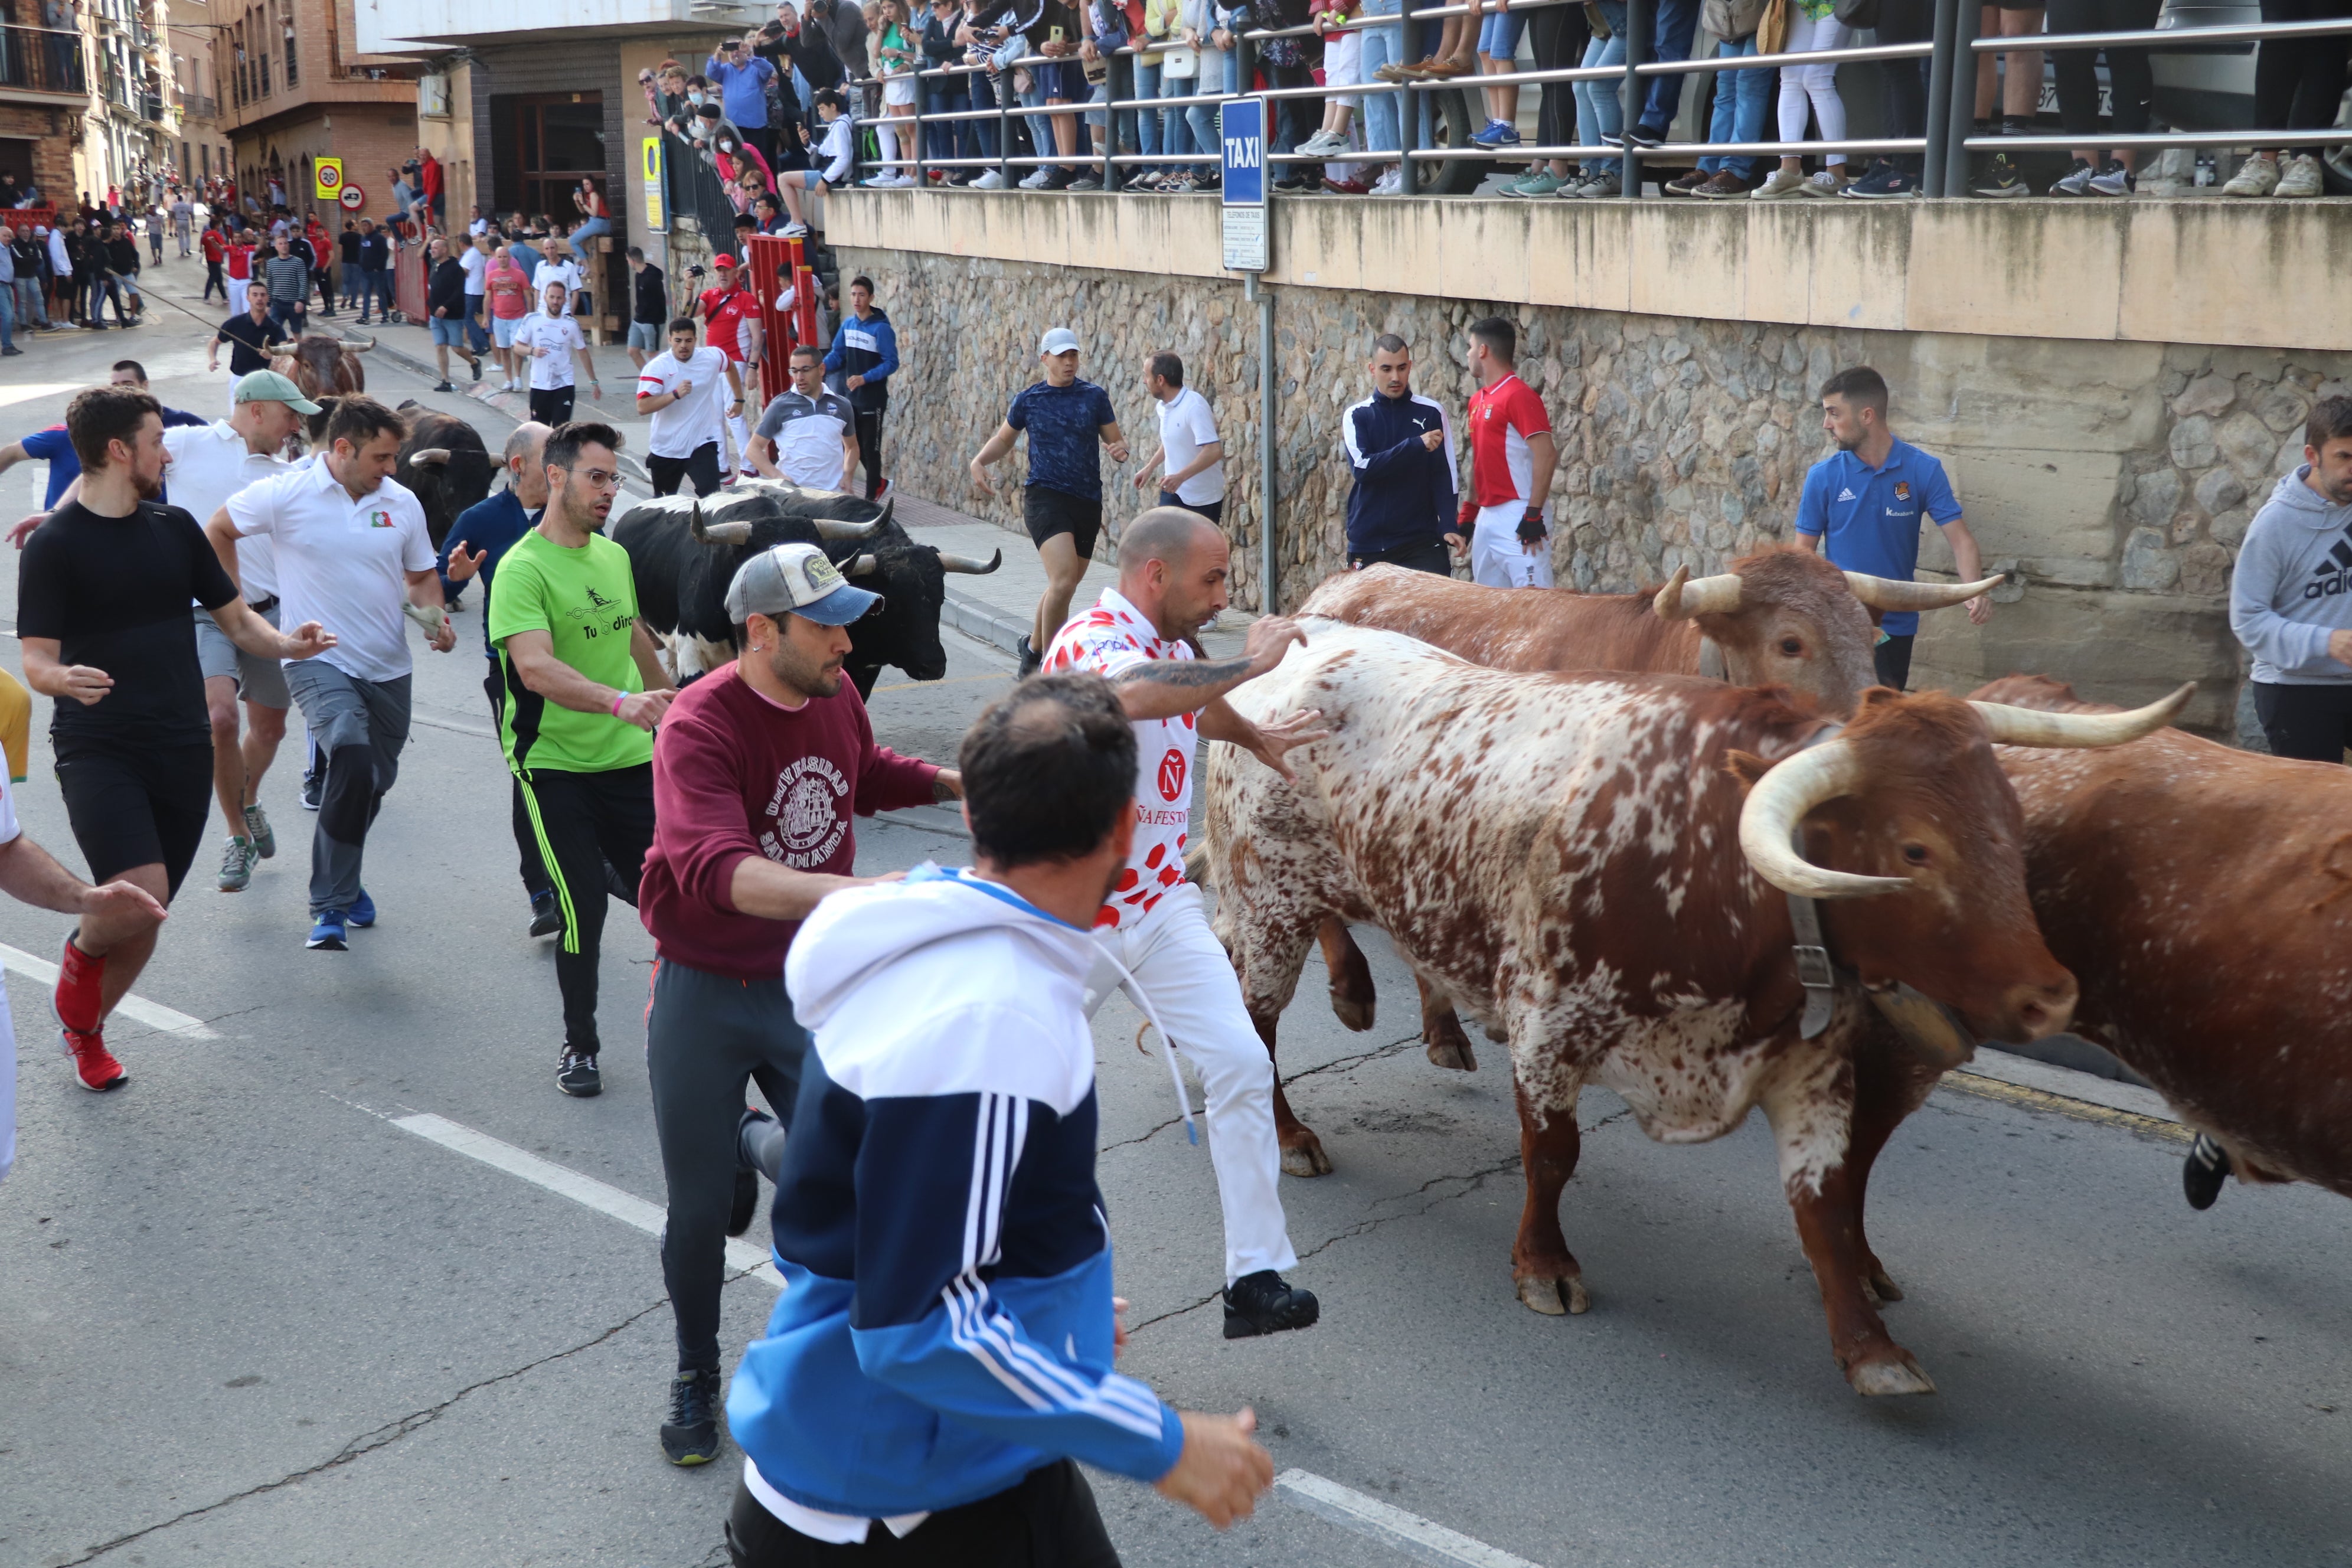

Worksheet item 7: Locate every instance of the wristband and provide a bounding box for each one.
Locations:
[610,691,627,716]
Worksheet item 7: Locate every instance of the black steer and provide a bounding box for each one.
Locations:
[612,481,1001,697]
[394,404,500,556]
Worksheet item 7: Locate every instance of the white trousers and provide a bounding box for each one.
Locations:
[1470,501,1555,589]
[1084,881,1299,1286]
[728,411,753,474]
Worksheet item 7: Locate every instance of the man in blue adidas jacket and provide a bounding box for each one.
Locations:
[821,275,897,501]
[1342,332,1462,574]
[726,672,1273,1562]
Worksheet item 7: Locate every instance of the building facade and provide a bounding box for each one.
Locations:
[0,0,87,205]
[213,0,417,226]
[166,0,233,185]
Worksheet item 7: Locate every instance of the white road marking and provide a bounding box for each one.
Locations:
[391,1112,785,1288]
[1275,1471,1545,1568]
[0,940,220,1039]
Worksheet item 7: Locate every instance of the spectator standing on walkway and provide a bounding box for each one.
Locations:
[1468,0,1527,151]
[638,316,741,498]
[1840,0,1934,197]
[710,32,781,171]
[337,219,363,311]
[2229,396,2352,757]
[1968,0,2044,196]
[1458,316,1555,589]
[1793,365,1990,690]
[9,226,48,332]
[1343,334,1459,573]
[1564,0,1631,198]
[1607,0,1700,152]
[461,230,495,353]
[968,326,1129,677]
[514,281,600,428]
[1497,2,1589,198]
[638,540,958,1468]
[2044,0,2160,195]
[533,244,584,321]
[625,246,668,371]
[200,220,228,303]
[423,235,484,393]
[2219,1,2348,197]
[1676,0,1770,197]
[822,275,897,500]
[355,220,391,325]
[0,230,18,358]
[171,193,194,256]
[262,233,309,335]
[1750,0,1853,198]
[723,670,1273,1560]
[1133,351,1223,523]
[752,345,860,489]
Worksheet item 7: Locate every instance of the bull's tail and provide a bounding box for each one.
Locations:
[1184,839,1211,888]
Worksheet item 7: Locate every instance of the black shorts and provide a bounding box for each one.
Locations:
[649,442,726,498]
[1024,485,1102,560]
[2253,681,2352,763]
[53,739,213,897]
[1348,538,1453,576]
[1157,492,1223,527]
[724,1459,1118,1566]
[528,386,577,427]
[1873,633,1915,692]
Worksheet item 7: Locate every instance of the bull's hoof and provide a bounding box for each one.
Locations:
[1329,981,1376,1034]
[1280,1136,1334,1178]
[1515,1275,1589,1316]
[1426,1035,1478,1072]
[1866,1265,1905,1304]
[1847,1351,1936,1397]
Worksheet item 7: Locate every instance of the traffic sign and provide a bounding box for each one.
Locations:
[313,157,344,200]
[643,136,667,233]
[339,182,366,210]
[1219,97,1268,273]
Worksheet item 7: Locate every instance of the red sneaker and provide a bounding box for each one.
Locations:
[54,933,104,1035]
[61,1027,127,1092]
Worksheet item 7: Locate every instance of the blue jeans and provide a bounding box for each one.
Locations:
[1478,6,1527,57]
[1133,58,1164,156]
[1574,9,1628,172]
[1160,67,1201,165]
[567,214,610,254]
[1696,34,1770,178]
[1360,0,1405,152]
[1636,0,1700,135]
[925,76,968,162]
[12,277,44,327]
[0,282,15,351]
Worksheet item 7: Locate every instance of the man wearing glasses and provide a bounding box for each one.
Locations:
[708,31,781,171]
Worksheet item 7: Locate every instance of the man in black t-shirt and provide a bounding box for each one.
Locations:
[208,281,294,387]
[102,223,143,325]
[16,386,334,1092]
[337,220,364,312]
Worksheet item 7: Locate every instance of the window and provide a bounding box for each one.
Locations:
[498,92,606,226]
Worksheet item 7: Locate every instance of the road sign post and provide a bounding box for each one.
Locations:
[1220,97,1276,612]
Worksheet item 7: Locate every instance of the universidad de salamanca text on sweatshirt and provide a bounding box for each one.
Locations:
[2232,465,2352,687]
[727,864,1188,1523]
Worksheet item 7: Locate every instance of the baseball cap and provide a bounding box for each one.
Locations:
[725,541,879,627]
[233,369,323,416]
[1038,326,1079,357]
[712,254,736,269]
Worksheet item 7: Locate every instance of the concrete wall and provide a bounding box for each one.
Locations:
[830,194,2352,739]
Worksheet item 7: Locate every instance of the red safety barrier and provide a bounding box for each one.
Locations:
[742,233,821,409]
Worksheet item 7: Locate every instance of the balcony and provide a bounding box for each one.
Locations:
[141,90,164,123]
[184,92,218,120]
[0,24,88,99]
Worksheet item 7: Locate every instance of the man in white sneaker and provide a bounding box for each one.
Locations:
[636,315,742,498]
[1457,315,1556,589]
[1041,505,1330,1341]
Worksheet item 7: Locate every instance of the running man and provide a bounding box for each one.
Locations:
[514,280,600,428]
[208,397,455,951]
[1457,315,1556,590]
[635,315,741,499]
[636,541,959,1465]
[206,280,293,394]
[18,385,334,1089]
[1040,505,1327,1340]
[698,256,763,479]
[968,326,1128,677]
[747,345,857,490]
[486,421,674,1097]
[821,273,896,500]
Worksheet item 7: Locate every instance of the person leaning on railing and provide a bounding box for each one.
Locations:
[2222,4,2350,198]
[1749,0,1857,199]
[920,0,984,183]
[1665,0,1770,198]
[1566,0,1632,198]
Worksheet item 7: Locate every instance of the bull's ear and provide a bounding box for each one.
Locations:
[1856,686,1903,712]
[1723,750,1771,793]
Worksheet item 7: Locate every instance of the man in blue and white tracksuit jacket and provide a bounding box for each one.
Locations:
[821,275,896,501]
[1341,338,1460,576]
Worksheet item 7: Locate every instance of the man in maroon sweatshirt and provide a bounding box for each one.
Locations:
[638,540,962,1466]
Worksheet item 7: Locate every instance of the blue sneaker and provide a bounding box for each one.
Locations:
[1469,119,1521,148]
[308,910,348,951]
[347,889,376,929]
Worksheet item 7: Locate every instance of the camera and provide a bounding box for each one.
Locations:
[685,263,707,277]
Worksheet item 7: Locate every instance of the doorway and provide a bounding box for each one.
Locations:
[500,91,606,224]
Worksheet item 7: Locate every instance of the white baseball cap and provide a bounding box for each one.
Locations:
[1038,326,1080,357]
[724,541,879,626]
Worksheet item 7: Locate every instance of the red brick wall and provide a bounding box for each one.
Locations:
[0,106,79,201]
[231,107,418,226]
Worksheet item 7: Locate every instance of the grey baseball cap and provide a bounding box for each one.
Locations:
[724,541,879,627]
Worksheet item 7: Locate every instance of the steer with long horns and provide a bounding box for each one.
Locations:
[1202,620,2187,1395]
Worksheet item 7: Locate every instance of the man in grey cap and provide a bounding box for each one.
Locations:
[967,327,1128,677]
[635,540,962,1467]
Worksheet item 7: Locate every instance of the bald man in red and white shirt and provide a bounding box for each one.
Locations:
[1041,506,1330,1340]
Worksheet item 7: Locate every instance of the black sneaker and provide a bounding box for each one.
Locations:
[1068,172,1103,191]
[1600,126,1664,149]
[528,888,563,939]
[731,1106,776,1236]
[2049,156,2098,196]
[1842,159,1919,199]
[1972,154,2027,198]
[2184,1132,2231,1211]
[1016,633,1043,678]
[661,1367,722,1465]
[557,1048,603,1097]
[469,357,483,382]
[1039,167,1076,191]
[300,766,323,811]
[433,380,455,393]
[1222,1269,1320,1338]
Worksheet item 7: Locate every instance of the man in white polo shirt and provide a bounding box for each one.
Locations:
[207,396,456,952]
[1132,351,1226,525]
[748,344,858,490]
[1041,506,1331,1342]
[634,315,741,498]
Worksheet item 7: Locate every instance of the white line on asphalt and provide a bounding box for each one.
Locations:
[390,1112,785,1288]
[0,940,220,1039]
[1275,1471,1545,1568]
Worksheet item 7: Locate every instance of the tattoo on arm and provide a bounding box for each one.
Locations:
[1115,656,1253,690]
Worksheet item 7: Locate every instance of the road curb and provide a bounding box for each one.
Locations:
[942,590,1028,658]
[1948,1048,2187,1142]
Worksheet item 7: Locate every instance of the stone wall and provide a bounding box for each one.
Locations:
[841,246,2350,739]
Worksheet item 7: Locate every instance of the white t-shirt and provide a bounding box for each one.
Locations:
[458,243,489,296]
[514,312,587,391]
[638,345,734,460]
[226,459,435,682]
[533,259,583,317]
[163,420,293,600]
[1040,587,1196,932]
[1154,386,1224,507]
[0,775,18,1186]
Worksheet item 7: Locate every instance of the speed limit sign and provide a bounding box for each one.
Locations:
[339,182,366,211]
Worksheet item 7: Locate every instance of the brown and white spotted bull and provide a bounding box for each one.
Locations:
[271,332,373,402]
[1203,624,2186,1393]
[1293,548,2004,1076]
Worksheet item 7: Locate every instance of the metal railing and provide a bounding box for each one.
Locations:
[808,0,2350,201]
[0,24,88,97]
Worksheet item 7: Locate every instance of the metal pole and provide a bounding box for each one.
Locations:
[998,64,1014,184]
[1399,0,1422,195]
[1103,51,1122,191]
[1921,0,1960,196]
[912,73,927,186]
[1941,0,1978,198]
[1619,0,1647,198]
[1245,270,1276,614]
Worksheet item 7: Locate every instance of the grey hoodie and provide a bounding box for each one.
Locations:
[2230,466,2352,686]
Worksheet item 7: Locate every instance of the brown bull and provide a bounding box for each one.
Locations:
[271,332,373,403]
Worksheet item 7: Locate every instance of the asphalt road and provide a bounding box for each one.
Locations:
[4,252,2352,1568]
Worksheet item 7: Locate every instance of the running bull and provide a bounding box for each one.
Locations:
[1202,623,2186,1393]
[612,480,1002,696]
[271,332,373,403]
[394,406,500,556]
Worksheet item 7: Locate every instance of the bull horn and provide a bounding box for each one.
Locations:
[1653,565,1743,620]
[937,548,1002,575]
[348,337,377,352]
[1970,682,2194,749]
[1843,570,2007,613]
[814,516,882,543]
[1737,739,1913,901]
[845,553,879,576]
[407,447,452,468]
[690,504,756,547]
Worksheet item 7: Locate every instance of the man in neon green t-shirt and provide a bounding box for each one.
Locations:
[483,420,676,1097]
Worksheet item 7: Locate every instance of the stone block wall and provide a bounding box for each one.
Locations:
[840,246,2349,739]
